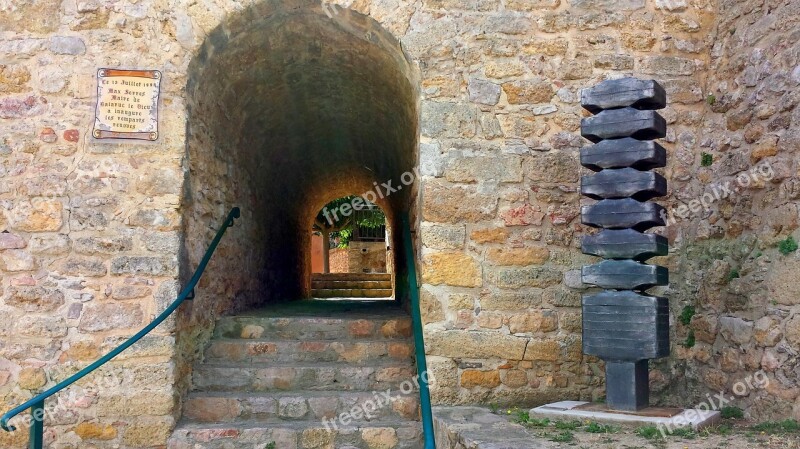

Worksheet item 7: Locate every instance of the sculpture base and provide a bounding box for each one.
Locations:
[606,360,650,411]
[530,401,720,431]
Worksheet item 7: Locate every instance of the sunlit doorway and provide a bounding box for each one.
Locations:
[310,196,393,299]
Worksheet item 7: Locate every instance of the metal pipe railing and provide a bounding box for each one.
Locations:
[400,212,436,449]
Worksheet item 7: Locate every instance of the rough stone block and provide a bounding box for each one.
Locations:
[523,339,560,361]
[110,256,177,276]
[502,79,554,104]
[445,155,523,183]
[424,330,527,360]
[422,252,482,287]
[5,286,64,312]
[421,101,478,138]
[9,200,63,232]
[460,370,501,388]
[488,266,562,289]
[79,303,144,332]
[486,247,550,266]
[422,181,498,223]
[75,422,117,440]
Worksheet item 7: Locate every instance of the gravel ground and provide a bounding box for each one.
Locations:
[513,416,800,448]
[433,406,800,448]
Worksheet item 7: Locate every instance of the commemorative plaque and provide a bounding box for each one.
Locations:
[93,68,161,141]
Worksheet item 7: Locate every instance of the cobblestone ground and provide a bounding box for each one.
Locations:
[433,406,800,449]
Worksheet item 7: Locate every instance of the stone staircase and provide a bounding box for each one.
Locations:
[168,300,422,449]
[311,273,393,298]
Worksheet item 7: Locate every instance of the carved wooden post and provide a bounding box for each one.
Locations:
[579,78,669,411]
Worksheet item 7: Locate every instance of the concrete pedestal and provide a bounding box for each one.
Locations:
[530,401,721,432]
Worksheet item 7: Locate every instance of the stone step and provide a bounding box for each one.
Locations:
[214,316,412,340]
[183,391,420,423]
[311,288,394,298]
[205,339,414,364]
[312,272,392,282]
[311,279,393,289]
[168,420,423,449]
[192,362,418,393]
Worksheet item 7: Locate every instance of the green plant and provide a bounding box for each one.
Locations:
[750,419,800,433]
[550,431,575,442]
[720,406,744,419]
[554,420,581,430]
[488,403,499,414]
[701,152,713,167]
[683,329,696,348]
[700,423,732,436]
[636,425,664,440]
[586,422,617,433]
[265,443,276,449]
[669,427,697,439]
[778,235,798,255]
[706,94,716,105]
[522,417,551,427]
[513,410,530,423]
[679,305,695,326]
[726,268,740,282]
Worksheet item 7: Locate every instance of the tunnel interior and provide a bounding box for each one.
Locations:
[182,5,419,315]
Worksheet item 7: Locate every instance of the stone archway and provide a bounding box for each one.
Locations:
[176,0,420,391]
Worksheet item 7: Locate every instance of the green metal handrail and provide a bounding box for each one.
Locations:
[400,213,436,449]
[1,207,241,448]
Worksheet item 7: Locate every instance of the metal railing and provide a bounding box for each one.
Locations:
[1,207,241,448]
[400,212,436,449]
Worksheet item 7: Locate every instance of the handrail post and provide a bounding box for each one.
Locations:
[400,213,436,449]
[29,400,44,449]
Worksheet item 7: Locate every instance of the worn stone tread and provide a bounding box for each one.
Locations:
[169,420,423,449]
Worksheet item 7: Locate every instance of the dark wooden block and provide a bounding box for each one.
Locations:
[581,259,668,290]
[581,167,666,201]
[580,138,667,172]
[581,108,667,143]
[581,229,668,261]
[582,290,670,360]
[581,78,667,114]
[581,198,666,231]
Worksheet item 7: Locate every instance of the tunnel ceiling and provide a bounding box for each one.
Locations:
[190,9,419,224]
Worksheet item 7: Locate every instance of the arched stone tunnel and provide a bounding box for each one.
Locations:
[182,5,420,315]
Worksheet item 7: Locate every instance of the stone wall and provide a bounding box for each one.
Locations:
[329,247,350,273]
[347,242,388,273]
[412,0,715,407]
[651,0,800,420]
[1,0,799,446]
[1,3,189,444]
